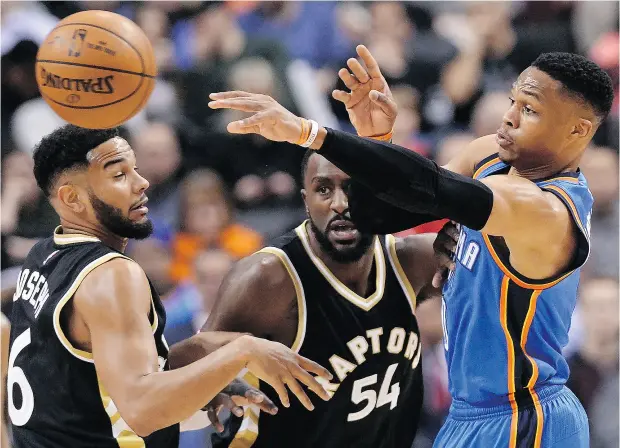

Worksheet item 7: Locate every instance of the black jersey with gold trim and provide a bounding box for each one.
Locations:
[213,222,423,448]
[8,228,179,448]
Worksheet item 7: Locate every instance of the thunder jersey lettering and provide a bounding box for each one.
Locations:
[441,154,593,407]
[8,227,179,448]
[213,222,424,448]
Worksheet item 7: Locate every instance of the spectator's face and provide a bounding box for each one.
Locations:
[129,239,174,295]
[185,200,230,241]
[580,278,619,366]
[472,93,511,138]
[498,68,594,166]
[436,134,475,166]
[302,154,374,263]
[580,147,618,213]
[133,123,181,186]
[193,250,233,311]
[3,151,40,202]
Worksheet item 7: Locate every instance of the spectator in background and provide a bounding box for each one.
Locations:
[579,146,619,279]
[567,277,618,446]
[470,91,511,138]
[1,150,57,267]
[390,84,429,156]
[237,2,354,70]
[132,122,184,232]
[192,249,234,328]
[433,133,475,166]
[170,169,262,284]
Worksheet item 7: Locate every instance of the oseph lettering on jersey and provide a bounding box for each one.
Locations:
[317,327,421,396]
[13,269,50,318]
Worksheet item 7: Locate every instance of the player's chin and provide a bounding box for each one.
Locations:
[497,145,518,163]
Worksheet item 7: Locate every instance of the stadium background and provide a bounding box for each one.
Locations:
[1,1,618,447]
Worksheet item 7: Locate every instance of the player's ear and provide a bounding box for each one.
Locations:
[57,184,86,214]
[570,118,593,141]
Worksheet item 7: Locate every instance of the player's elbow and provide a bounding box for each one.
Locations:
[122,407,166,438]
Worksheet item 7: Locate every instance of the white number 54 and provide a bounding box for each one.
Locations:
[347,363,400,422]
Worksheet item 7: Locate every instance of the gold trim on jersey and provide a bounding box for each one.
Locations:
[229,371,261,448]
[295,221,386,312]
[52,252,127,363]
[98,379,146,448]
[385,235,417,313]
[257,247,307,353]
[53,226,101,245]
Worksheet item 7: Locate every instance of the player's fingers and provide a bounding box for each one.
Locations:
[432,268,449,289]
[296,355,333,381]
[445,223,460,242]
[357,45,384,79]
[208,99,264,112]
[206,405,225,433]
[227,122,262,135]
[290,365,331,401]
[266,377,290,408]
[246,391,278,415]
[338,68,359,90]
[221,393,244,418]
[332,89,352,105]
[283,375,315,411]
[369,90,398,118]
[209,91,254,100]
[347,57,370,84]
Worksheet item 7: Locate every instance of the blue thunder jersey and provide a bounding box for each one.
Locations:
[441,154,593,408]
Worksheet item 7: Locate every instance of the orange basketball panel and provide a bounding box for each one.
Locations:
[35,62,144,109]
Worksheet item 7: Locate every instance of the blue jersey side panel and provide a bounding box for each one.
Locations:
[442,156,593,406]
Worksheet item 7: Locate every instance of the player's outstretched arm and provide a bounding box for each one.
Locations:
[74,258,331,437]
[170,252,331,413]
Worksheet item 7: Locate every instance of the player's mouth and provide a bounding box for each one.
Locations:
[329,219,359,242]
[496,129,515,148]
[129,197,149,215]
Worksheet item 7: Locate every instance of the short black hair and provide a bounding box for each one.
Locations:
[300,148,316,185]
[33,124,120,196]
[531,52,614,121]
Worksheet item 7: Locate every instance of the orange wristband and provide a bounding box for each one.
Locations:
[297,119,309,145]
[367,130,393,142]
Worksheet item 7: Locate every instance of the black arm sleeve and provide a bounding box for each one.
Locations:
[318,128,494,231]
[348,181,441,234]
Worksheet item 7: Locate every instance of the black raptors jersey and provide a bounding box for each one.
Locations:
[8,227,179,448]
[215,222,424,448]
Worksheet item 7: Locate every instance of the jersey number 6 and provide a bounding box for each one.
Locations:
[8,328,35,426]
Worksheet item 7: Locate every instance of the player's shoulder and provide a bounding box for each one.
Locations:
[231,251,295,293]
[443,134,499,177]
[74,256,150,314]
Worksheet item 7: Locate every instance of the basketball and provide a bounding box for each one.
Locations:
[35,10,156,129]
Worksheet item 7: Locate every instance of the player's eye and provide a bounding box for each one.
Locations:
[523,105,535,115]
[114,173,125,179]
[317,186,331,195]
[508,97,515,105]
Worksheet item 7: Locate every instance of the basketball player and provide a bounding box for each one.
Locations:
[170,148,443,447]
[6,125,332,448]
[208,49,614,447]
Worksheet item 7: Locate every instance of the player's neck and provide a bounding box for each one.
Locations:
[59,219,127,252]
[307,229,375,296]
[508,157,580,181]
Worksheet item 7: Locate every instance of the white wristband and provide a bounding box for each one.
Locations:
[300,120,319,148]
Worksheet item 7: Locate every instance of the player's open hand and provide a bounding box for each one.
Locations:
[432,221,460,288]
[332,45,397,138]
[203,378,278,433]
[208,91,303,144]
[240,335,332,411]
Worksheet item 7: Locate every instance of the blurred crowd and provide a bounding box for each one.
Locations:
[1,1,618,447]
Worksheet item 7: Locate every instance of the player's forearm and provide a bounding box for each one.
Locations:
[168,330,249,369]
[310,127,493,231]
[124,336,250,436]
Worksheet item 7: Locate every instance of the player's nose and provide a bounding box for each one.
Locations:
[330,188,349,214]
[135,172,150,192]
